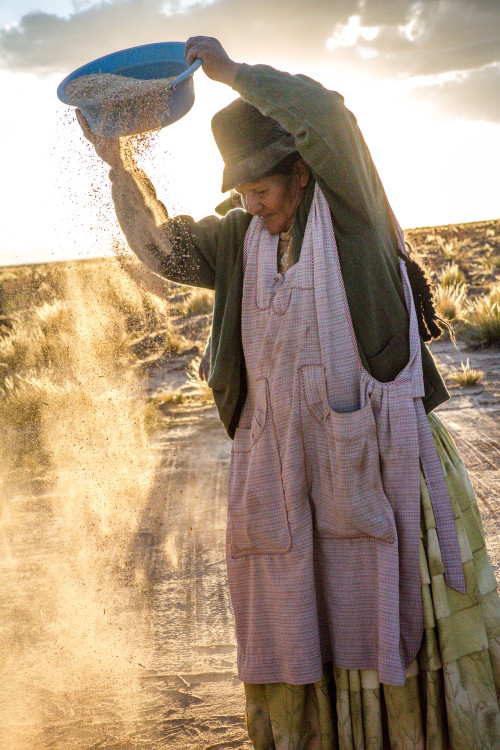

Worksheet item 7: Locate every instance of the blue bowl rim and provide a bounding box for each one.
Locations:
[57,41,202,105]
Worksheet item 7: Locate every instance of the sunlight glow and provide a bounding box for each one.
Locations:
[327,15,380,51]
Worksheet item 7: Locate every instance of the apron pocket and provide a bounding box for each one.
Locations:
[228,377,291,557]
[300,364,395,542]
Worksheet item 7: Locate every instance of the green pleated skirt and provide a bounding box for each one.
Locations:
[244,413,500,749]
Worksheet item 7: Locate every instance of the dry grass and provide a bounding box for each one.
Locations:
[0,265,65,316]
[463,284,500,346]
[0,253,215,481]
[407,218,499,288]
[0,258,170,739]
[180,288,215,316]
[448,359,484,387]
[406,219,500,345]
[150,390,186,410]
[438,262,466,288]
[433,236,469,268]
[434,283,468,322]
[481,255,500,272]
[437,236,457,259]
[0,257,176,473]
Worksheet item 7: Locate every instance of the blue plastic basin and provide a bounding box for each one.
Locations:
[57,42,202,137]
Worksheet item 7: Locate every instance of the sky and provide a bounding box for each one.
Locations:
[0,0,499,266]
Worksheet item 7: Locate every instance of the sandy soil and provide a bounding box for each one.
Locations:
[0,400,249,750]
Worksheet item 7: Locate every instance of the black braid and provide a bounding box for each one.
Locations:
[397,242,450,342]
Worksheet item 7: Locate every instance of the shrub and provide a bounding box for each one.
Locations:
[181,288,215,316]
[464,284,500,346]
[437,236,456,258]
[448,359,484,387]
[482,255,500,271]
[434,283,468,322]
[439,263,466,288]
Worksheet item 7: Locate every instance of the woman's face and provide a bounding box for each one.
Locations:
[235,160,310,235]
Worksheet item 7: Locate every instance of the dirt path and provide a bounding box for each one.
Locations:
[126,405,248,750]
[0,342,498,750]
[0,402,251,750]
[430,340,500,577]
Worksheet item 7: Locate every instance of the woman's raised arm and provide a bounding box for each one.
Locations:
[75,109,217,289]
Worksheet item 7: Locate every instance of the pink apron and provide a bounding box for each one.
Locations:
[226,184,465,686]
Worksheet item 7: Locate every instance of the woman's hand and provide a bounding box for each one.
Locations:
[75,109,132,168]
[184,37,241,86]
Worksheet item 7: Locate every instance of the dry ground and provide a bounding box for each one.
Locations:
[0,218,498,749]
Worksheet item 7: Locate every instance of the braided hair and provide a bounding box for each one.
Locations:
[397,242,449,342]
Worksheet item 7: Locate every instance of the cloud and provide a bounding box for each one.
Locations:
[2,0,498,77]
[324,0,500,121]
[0,0,354,73]
[413,63,500,123]
[326,1,500,74]
[1,0,499,122]
[384,1,498,76]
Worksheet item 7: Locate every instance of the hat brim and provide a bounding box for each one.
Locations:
[215,196,235,216]
[221,133,297,192]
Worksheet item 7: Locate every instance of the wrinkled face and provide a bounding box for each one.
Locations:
[235,161,309,235]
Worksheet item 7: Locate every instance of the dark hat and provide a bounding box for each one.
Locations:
[211,98,296,192]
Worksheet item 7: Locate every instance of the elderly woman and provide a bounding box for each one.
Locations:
[77,37,500,750]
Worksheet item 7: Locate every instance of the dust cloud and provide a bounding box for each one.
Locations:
[0,118,173,749]
[0,257,167,749]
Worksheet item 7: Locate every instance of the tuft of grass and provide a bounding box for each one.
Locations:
[436,236,469,267]
[150,390,186,414]
[0,373,78,474]
[434,283,468,322]
[181,288,215,316]
[464,284,500,346]
[0,302,74,382]
[438,262,466,288]
[0,373,75,426]
[481,254,500,271]
[164,331,186,354]
[437,236,456,259]
[448,359,484,387]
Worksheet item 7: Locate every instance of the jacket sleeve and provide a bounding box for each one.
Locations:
[232,64,391,229]
[109,162,219,290]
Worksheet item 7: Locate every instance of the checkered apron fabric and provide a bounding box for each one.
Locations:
[226,184,465,687]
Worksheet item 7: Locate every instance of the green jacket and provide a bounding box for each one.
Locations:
[110,64,449,438]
